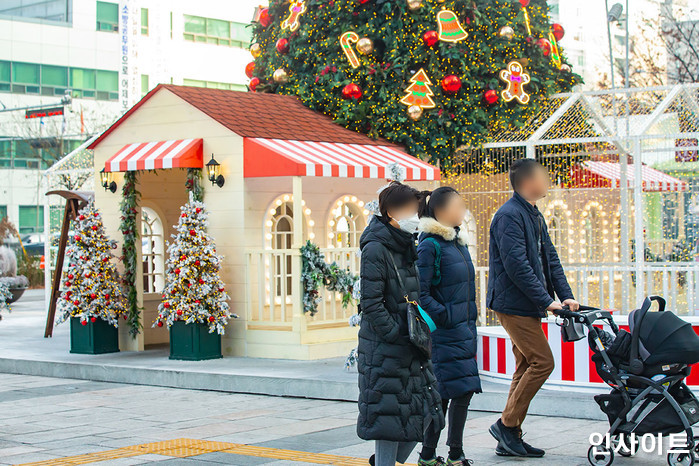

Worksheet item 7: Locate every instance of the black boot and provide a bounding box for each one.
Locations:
[489,419,527,457]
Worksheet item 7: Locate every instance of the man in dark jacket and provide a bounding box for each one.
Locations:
[486,159,579,458]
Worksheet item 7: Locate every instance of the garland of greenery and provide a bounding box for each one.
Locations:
[119,171,142,336]
[185,168,203,202]
[301,240,360,316]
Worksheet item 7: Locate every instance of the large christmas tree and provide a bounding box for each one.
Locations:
[248,0,580,166]
[155,194,234,335]
[57,200,128,326]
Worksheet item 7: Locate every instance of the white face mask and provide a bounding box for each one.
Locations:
[396,213,420,234]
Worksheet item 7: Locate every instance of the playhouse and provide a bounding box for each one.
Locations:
[87,84,440,359]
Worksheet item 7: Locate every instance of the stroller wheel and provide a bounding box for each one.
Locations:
[668,451,695,466]
[588,444,614,466]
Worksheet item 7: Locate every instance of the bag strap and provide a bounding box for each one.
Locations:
[386,249,410,303]
[423,237,442,286]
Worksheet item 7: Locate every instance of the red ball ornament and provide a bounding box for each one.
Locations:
[64,281,71,287]
[79,215,85,220]
[536,38,552,56]
[74,235,80,241]
[484,89,499,105]
[208,316,215,322]
[441,75,462,94]
[163,302,170,308]
[341,83,362,100]
[258,8,271,27]
[171,289,176,294]
[66,290,72,296]
[552,23,565,41]
[218,287,224,292]
[81,320,88,326]
[189,229,196,236]
[174,268,181,275]
[157,321,164,327]
[198,279,205,284]
[195,299,201,304]
[91,225,98,230]
[422,30,439,47]
[73,300,80,305]
[68,273,74,279]
[105,293,110,299]
[181,213,186,218]
[195,208,201,213]
[90,293,97,299]
[249,77,260,92]
[176,309,183,316]
[245,62,256,79]
[276,38,290,54]
[194,260,200,266]
[90,317,97,322]
[94,212,99,217]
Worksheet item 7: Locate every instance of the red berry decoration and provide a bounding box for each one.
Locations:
[74,235,81,241]
[195,208,201,213]
[249,77,260,92]
[171,289,177,294]
[245,62,255,79]
[84,272,90,278]
[536,38,552,56]
[341,83,362,100]
[181,213,186,218]
[94,212,99,217]
[195,299,200,304]
[441,75,462,94]
[194,260,200,266]
[90,293,97,299]
[163,302,170,308]
[66,290,72,296]
[79,215,85,220]
[208,316,215,322]
[73,300,80,306]
[81,320,88,326]
[198,279,205,284]
[422,30,439,47]
[91,317,97,322]
[552,23,565,41]
[258,8,271,27]
[276,38,290,54]
[123,314,128,320]
[65,281,71,287]
[157,321,164,327]
[105,293,110,299]
[92,225,98,230]
[484,89,499,105]
[176,309,183,316]
[68,274,74,279]
[219,287,224,292]
[189,229,196,236]
[174,268,181,275]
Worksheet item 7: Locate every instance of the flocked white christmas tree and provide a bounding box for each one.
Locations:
[155,193,234,334]
[57,200,128,326]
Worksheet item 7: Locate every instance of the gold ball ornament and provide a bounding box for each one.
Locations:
[273,68,289,84]
[560,64,572,73]
[250,43,262,58]
[407,0,423,10]
[357,37,374,55]
[499,26,515,40]
[407,105,423,120]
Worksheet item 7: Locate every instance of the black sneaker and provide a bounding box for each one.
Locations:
[369,454,375,466]
[516,427,545,457]
[489,419,527,456]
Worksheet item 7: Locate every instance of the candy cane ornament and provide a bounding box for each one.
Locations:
[548,32,562,69]
[340,31,361,68]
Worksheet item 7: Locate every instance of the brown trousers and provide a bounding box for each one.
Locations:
[496,312,554,428]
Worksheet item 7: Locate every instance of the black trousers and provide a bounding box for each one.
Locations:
[422,392,474,449]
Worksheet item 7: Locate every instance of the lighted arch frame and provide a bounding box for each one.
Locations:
[582,201,619,262]
[543,199,571,262]
[326,195,369,248]
[263,194,314,250]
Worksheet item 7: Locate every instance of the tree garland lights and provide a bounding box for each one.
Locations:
[119,171,142,336]
[250,0,581,169]
[185,168,204,202]
[301,240,360,316]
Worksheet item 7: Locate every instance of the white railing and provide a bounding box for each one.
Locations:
[245,248,359,327]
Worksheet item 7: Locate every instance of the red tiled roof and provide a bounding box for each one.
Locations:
[88,84,391,149]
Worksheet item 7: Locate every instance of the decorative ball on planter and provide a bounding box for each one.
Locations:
[342,83,362,100]
[273,68,289,84]
[407,0,423,10]
[552,23,565,41]
[245,62,255,79]
[276,38,290,54]
[499,26,515,40]
[423,30,439,47]
[357,37,374,54]
[441,75,462,94]
[258,8,271,27]
[536,38,552,56]
[250,43,262,58]
[407,105,423,120]
[484,89,499,104]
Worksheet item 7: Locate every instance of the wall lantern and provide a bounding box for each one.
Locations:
[206,154,225,187]
[100,168,117,193]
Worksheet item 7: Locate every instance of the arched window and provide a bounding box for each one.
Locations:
[544,200,569,263]
[583,202,604,263]
[462,210,478,265]
[327,196,368,248]
[141,207,165,293]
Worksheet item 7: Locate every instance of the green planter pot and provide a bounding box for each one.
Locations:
[69,316,119,354]
[169,320,222,360]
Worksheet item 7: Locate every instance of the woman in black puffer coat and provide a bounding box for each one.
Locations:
[357,182,445,466]
[416,187,481,466]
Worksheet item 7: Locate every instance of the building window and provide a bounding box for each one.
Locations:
[544,200,570,263]
[141,7,149,35]
[96,1,118,32]
[327,196,367,249]
[0,206,6,221]
[141,74,149,97]
[141,207,165,293]
[0,138,82,170]
[183,15,251,48]
[19,205,44,234]
[182,78,246,92]
[583,202,604,263]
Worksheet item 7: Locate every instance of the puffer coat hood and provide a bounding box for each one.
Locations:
[417,217,482,399]
[356,216,445,442]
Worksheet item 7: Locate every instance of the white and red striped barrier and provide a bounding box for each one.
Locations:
[477,317,699,390]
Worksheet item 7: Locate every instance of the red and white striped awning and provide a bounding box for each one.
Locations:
[243,138,440,181]
[570,161,687,192]
[104,139,203,172]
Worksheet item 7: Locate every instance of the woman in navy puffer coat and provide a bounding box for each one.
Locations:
[416,187,481,466]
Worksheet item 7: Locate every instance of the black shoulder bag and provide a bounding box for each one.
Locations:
[387,251,432,359]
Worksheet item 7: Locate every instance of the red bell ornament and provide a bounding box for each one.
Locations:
[536,38,552,56]
[484,89,499,105]
[276,38,290,54]
[422,30,439,47]
[258,8,271,27]
[441,75,462,94]
[342,83,362,100]
[552,23,565,41]
[245,62,255,79]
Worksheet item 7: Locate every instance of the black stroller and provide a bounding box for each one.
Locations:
[554,296,699,466]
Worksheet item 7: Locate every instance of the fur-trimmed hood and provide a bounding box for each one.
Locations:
[418,217,468,246]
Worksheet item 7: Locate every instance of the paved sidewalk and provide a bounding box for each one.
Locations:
[0,374,675,466]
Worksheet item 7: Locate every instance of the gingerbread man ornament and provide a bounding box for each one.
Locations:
[499,61,531,105]
[281,1,307,32]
